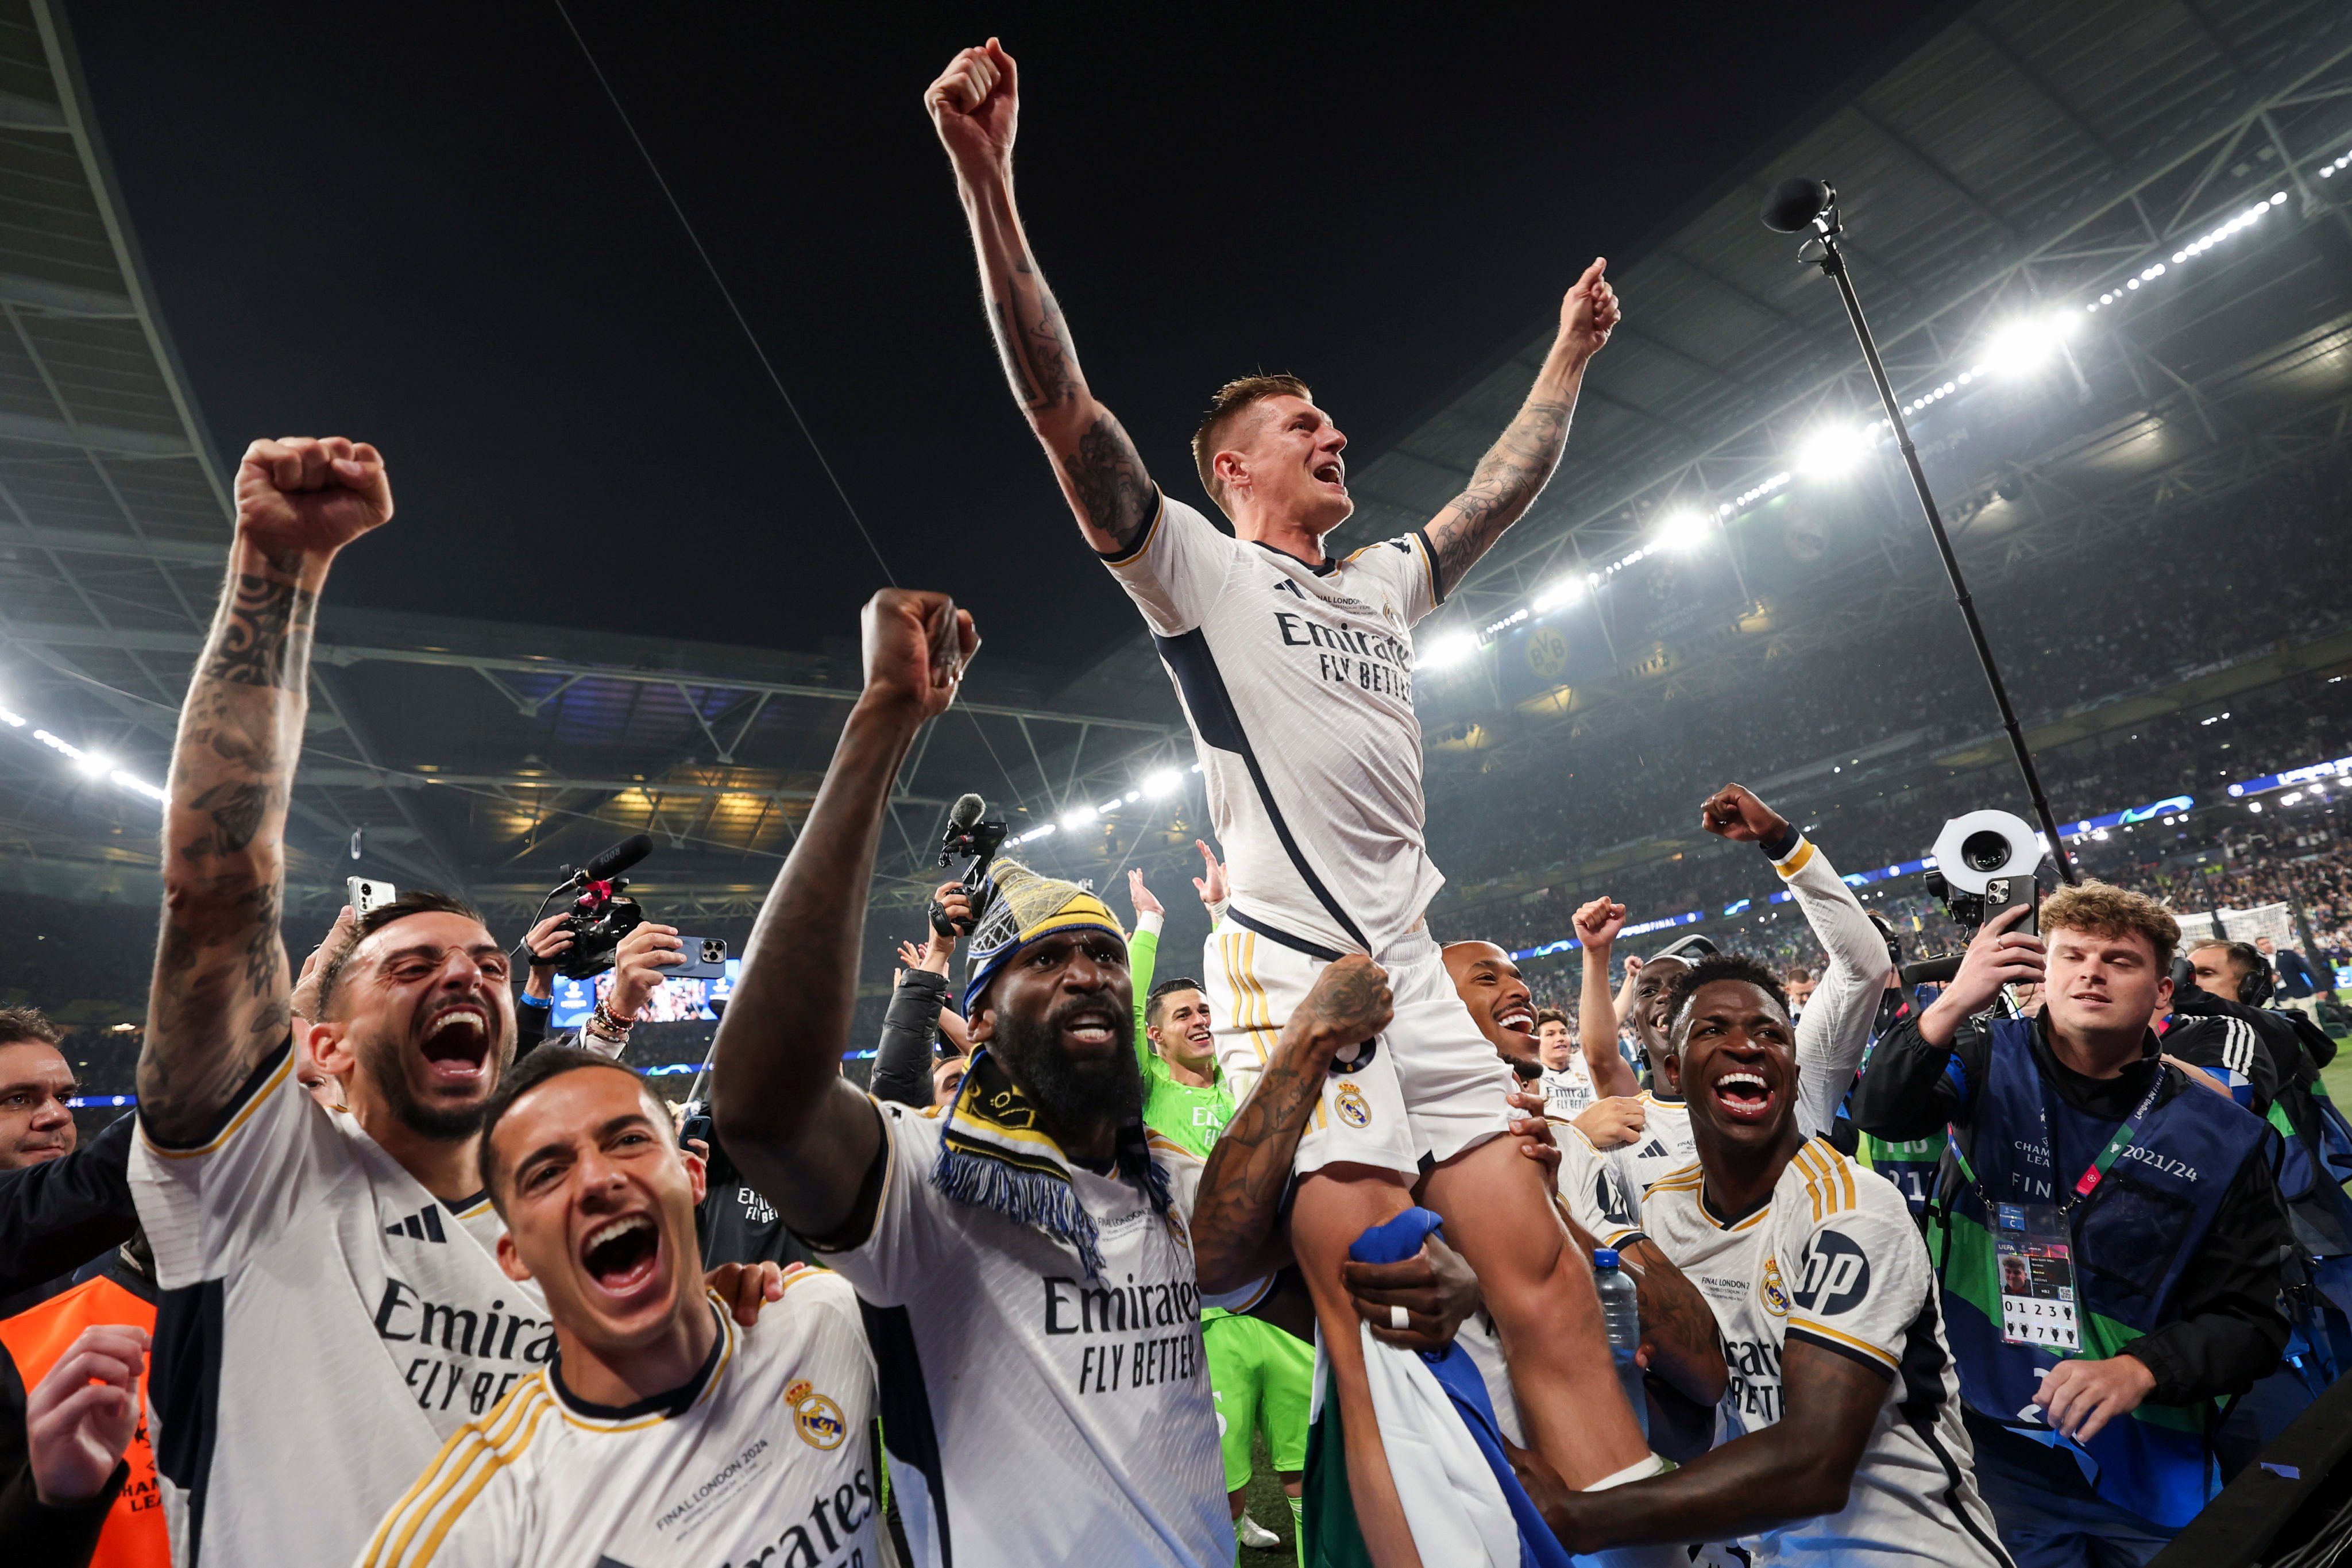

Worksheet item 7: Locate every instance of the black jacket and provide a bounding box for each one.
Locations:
[0,1115,137,1320]
[1852,1010,2292,1405]
[870,970,951,1110]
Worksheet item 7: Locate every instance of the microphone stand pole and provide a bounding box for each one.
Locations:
[1787,196,2076,883]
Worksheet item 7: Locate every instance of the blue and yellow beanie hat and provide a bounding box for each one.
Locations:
[961,858,1126,1014]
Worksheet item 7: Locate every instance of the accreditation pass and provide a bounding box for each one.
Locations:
[1995,1202,2080,1351]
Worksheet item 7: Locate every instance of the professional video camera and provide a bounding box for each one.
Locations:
[932,793,1007,937]
[554,832,651,979]
[1920,809,2052,934]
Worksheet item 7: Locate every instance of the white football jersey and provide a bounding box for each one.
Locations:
[1639,1141,2008,1567]
[1537,1056,1598,1119]
[1104,492,1445,956]
[358,1275,878,1568]
[1615,1091,1697,1200]
[130,1040,550,1568]
[818,1100,1229,1567]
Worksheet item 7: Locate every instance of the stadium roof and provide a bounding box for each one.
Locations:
[6,0,2352,921]
[0,0,1192,917]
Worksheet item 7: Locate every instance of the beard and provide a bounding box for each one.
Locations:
[992,997,1145,1134]
[358,1033,498,1142]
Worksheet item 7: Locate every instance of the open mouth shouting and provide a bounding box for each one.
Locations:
[1312,458,1347,495]
[1057,1001,1123,1056]
[1709,1065,1778,1126]
[580,1212,663,1305]
[418,1000,492,1088]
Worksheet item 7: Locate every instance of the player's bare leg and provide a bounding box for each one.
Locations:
[1291,1163,1423,1568]
[1420,1133,1651,1486]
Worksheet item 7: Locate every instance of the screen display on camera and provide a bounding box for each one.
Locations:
[548,957,741,1027]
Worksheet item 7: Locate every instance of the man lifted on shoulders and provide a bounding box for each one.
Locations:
[928,40,1651,1562]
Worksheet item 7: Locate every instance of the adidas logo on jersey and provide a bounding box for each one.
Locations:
[1636,1139,1669,1158]
[385,1204,447,1243]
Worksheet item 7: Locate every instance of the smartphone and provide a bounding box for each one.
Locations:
[347,876,397,917]
[666,936,729,980]
[1982,875,2040,936]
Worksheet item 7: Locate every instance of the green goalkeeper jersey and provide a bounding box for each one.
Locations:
[1129,919,1235,1160]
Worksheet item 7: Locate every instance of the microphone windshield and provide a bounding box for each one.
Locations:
[1761,177,1832,233]
[582,832,653,883]
[947,793,985,834]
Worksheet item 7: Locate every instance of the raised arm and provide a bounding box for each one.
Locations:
[709,590,978,1239]
[141,439,391,1145]
[1422,259,1620,597]
[1571,898,1643,1099]
[927,40,1157,555]
[1192,956,1392,1293]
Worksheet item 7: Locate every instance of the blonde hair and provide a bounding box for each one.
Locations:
[2039,879,2180,972]
[1191,374,1311,512]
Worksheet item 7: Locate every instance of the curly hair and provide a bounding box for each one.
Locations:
[1663,952,1790,1038]
[2041,879,2180,973]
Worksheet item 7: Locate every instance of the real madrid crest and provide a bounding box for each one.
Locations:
[786,1378,848,1450]
[1335,1082,1372,1129]
[1760,1256,1790,1318]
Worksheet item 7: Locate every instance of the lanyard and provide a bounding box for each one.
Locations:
[2040,1064,2165,1214]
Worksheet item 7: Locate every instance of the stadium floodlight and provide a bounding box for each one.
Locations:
[1653,508,1710,551]
[1795,421,1869,477]
[1418,630,1478,670]
[1983,312,2079,377]
[1531,576,1583,613]
[1059,803,1097,829]
[75,750,113,778]
[1093,796,1123,814]
[111,770,166,804]
[1140,768,1181,798]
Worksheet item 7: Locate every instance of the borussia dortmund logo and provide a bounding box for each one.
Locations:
[1526,627,1570,681]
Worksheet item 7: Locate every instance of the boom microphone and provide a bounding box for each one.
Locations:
[578,832,653,886]
[946,793,984,836]
[1760,176,1833,233]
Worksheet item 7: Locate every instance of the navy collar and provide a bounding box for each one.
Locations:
[1251,539,1337,576]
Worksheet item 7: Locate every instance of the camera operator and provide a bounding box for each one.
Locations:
[1851,884,2290,1567]
[870,883,974,1109]
[515,916,688,1059]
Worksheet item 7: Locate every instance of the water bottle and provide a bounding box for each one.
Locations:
[1593,1248,1648,1439]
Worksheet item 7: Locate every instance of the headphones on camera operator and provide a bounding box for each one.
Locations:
[2170,938,2274,1010]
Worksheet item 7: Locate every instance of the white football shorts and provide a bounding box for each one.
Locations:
[1206,915,1516,1176]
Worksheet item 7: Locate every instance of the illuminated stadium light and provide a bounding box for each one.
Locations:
[1484,607,1530,636]
[1653,508,1710,551]
[1794,422,1870,477]
[1014,822,1056,844]
[75,750,114,778]
[1983,313,2079,376]
[1059,803,1097,829]
[1418,630,1478,670]
[1531,576,1583,613]
[1092,795,1123,814]
[1140,768,1181,798]
[1122,790,1140,804]
[9,710,166,804]
[1732,472,1790,508]
[112,771,167,804]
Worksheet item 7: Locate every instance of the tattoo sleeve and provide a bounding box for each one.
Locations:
[140,547,322,1144]
[1426,392,1575,597]
[958,168,1155,554]
[1192,1030,1328,1292]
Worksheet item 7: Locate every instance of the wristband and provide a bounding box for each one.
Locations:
[589,1001,634,1038]
[516,991,551,1011]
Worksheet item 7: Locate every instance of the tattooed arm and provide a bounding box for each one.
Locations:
[140,439,392,1145]
[926,41,1157,555]
[1423,258,1621,598]
[1192,956,1393,1293]
[711,589,978,1242]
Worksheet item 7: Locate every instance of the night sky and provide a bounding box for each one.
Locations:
[70,2,1939,666]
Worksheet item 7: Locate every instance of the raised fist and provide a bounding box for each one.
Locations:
[234,437,392,559]
[926,38,1019,173]
[1700,782,1791,846]
[1573,897,1628,948]
[1558,258,1620,361]
[859,588,979,723]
